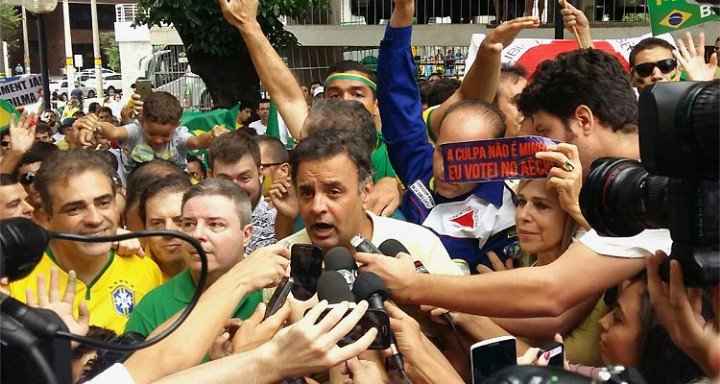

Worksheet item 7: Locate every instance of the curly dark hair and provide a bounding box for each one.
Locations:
[517,49,638,133]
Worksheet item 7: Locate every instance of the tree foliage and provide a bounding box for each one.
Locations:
[134,0,326,55]
[0,5,22,51]
[100,32,120,72]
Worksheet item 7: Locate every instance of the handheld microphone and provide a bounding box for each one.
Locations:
[324,247,358,290]
[0,218,50,281]
[353,271,409,383]
[351,234,380,254]
[377,239,460,340]
[378,238,429,273]
[317,270,356,304]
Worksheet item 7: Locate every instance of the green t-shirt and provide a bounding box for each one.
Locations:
[124,269,262,337]
[371,133,397,182]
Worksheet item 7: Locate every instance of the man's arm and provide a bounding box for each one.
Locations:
[357,242,645,317]
[0,114,35,174]
[427,17,539,139]
[124,245,289,384]
[218,0,308,140]
[376,0,434,186]
[185,125,228,150]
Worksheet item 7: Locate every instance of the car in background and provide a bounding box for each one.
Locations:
[49,79,96,99]
[82,74,123,95]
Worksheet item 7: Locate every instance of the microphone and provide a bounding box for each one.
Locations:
[317,270,356,304]
[352,271,408,383]
[378,238,429,273]
[0,218,50,281]
[0,293,61,338]
[324,247,358,290]
[377,239,459,335]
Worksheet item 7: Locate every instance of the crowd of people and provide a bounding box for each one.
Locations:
[0,0,718,383]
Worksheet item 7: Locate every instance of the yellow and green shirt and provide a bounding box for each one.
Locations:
[9,250,164,334]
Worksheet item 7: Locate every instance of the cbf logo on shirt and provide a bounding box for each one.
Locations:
[111,283,135,316]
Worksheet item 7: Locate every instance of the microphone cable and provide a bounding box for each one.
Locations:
[48,229,208,351]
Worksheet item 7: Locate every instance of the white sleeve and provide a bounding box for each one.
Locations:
[579,229,672,259]
[84,363,135,384]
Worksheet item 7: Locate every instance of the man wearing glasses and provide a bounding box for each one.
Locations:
[629,32,717,91]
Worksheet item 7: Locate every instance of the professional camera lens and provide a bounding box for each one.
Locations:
[580,158,669,237]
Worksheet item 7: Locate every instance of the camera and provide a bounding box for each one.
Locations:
[580,80,719,286]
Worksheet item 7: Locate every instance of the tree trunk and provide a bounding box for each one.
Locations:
[185,48,260,109]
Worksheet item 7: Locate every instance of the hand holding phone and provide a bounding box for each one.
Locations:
[470,336,517,384]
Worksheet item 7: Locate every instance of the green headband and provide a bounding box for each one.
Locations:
[324,73,377,92]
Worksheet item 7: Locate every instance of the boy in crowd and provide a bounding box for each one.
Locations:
[73,91,226,177]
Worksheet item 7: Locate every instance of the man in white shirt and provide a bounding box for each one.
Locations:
[248,98,270,135]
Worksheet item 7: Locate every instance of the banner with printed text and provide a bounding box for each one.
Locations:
[0,75,43,108]
[648,0,719,35]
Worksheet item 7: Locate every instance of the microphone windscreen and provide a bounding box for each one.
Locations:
[324,246,357,271]
[0,218,50,281]
[352,271,389,301]
[378,239,409,258]
[317,270,355,304]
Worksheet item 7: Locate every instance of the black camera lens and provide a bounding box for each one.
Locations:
[580,158,669,237]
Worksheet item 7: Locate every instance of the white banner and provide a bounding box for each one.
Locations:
[464,33,676,73]
[0,74,43,108]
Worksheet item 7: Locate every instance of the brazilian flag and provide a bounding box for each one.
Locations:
[0,100,18,134]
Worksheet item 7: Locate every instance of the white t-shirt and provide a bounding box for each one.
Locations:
[280,212,461,276]
[248,120,267,135]
[579,228,672,258]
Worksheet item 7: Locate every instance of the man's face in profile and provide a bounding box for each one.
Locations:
[631,47,679,90]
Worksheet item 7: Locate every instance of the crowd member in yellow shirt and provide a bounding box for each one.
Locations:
[9,149,163,334]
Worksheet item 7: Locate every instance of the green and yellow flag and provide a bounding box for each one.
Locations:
[648,0,719,35]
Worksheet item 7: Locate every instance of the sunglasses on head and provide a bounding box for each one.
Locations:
[632,58,677,78]
[20,172,36,186]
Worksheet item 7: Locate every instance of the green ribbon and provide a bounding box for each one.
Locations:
[325,73,377,92]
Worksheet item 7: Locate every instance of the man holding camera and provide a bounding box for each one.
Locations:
[358,48,672,320]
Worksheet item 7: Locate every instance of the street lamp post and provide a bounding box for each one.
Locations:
[25,0,59,111]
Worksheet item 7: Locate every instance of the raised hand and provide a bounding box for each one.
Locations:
[25,268,90,343]
[8,113,36,155]
[559,0,593,48]
[484,16,540,50]
[217,0,259,29]
[675,32,718,81]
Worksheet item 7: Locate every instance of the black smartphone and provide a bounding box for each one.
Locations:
[541,341,564,367]
[290,244,323,301]
[470,336,517,384]
[314,305,392,350]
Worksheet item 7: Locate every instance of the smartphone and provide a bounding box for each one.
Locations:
[135,79,153,100]
[541,341,564,367]
[290,244,323,301]
[470,336,517,384]
[314,305,392,350]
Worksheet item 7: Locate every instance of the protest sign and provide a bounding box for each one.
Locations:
[464,33,675,77]
[0,75,43,108]
[441,136,556,183]
[648,0,719,35]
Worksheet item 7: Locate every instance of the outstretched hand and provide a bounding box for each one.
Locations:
[483,16,540,50]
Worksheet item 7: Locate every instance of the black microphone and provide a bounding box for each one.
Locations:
[353,271,409,382]
[324,246,358,290]
[379,238,429,273]
[377,239,458,335]
[0,218,50,281]
[317,270,356,304]
[0,293,61,338]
